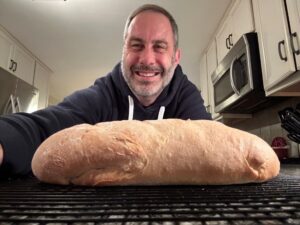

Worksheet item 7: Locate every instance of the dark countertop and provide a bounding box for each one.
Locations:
[280,163,300,176]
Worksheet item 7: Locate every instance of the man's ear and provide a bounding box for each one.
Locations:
[174,48,181,65]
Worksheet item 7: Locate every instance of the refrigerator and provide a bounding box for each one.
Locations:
[0,66,39,115]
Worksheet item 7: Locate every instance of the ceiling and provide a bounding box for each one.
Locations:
[0,0,231,103]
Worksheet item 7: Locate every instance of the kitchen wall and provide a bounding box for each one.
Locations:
[232,97,300,158]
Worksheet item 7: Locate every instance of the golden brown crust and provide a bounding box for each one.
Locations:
[31,119,280,186]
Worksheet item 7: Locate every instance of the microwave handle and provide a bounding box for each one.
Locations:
[229,58,240,95]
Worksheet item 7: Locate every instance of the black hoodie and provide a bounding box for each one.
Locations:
[0,62,211,177]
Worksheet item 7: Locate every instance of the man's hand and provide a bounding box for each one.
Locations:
[0,144,3,166]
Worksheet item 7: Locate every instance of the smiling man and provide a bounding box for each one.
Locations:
[0,4,211,178]
[122,9,180,106]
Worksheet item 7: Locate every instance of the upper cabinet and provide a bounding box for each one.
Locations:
[0,25,51,109]
[0,28,35,85]
[0,29,14,70]
[287,0,300,70]
[199,54,209,111]
[216,0,255,63]
[253,0,300,95]
[200,40,220,119]
[12,45,36,85]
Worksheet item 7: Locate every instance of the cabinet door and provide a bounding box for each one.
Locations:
[206,40,218,77]
[34,62,50,109]
[199,55,209,109]
[231,0,255,44]
[286,0,300,70]
[12,45,35,85]
[255,0,296,91]
[216,0,254,64]
[0,30,14,70]
[206,41,219,119]
[216,17,231,63]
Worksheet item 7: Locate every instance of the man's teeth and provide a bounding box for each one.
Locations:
[137,72,159,77]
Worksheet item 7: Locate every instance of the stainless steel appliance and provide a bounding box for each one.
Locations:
[0,67,39,115]
[212,32,267,114]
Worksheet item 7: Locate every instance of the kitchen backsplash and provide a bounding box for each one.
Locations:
[232,97,300,158]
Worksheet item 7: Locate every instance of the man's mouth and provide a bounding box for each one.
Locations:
[132,65,163,78]
[135,71,161,77]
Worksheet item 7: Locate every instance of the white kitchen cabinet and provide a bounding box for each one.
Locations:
[206,39,218,77]
[216,17,231,64]
[0,26,35,85]
[286,0,300,70]
[253,0,300,95]
[200,40,220,120]
[216,0,254,63]
[12,45,36,85]
[199,54,209,111]
[206,41,219,120]
[34,62,51,110]
[0,29,14,70]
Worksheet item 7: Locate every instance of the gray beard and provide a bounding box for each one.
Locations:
[121,57,176,98]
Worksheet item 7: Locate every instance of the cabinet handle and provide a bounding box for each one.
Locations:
[291,32,300,55]
[278,40,287,61]
[9,59,14,70]
[13,61,17,72]
[229,57,240,95]
[228,34,233,46]
[226,37,230,49]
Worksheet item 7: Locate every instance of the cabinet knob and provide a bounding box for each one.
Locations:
[278,40,287,61]
[290,32,300,55]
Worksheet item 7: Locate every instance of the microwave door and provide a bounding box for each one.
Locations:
[231,54,251,95]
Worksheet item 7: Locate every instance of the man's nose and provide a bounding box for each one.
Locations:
[139,47,155,65]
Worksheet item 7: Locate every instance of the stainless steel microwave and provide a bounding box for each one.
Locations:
[211,32,267,114]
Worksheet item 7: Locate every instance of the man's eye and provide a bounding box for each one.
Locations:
[131,44,143,50]
[154,45,167,51]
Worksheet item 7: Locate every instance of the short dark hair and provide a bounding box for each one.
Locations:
[123,4,179,49]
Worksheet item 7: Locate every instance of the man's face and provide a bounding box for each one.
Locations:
[121,11,180,105]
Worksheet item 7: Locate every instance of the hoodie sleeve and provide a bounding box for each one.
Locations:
[0,81,112,178]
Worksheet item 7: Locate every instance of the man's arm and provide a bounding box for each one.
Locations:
[0,81,111,177]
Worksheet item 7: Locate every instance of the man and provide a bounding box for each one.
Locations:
[0,4,211,178]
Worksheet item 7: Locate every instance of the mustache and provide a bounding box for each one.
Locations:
[132,64,164,73]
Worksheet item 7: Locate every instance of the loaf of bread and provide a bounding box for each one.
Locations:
[31,119,280,186]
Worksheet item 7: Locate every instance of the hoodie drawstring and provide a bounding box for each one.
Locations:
[128,95,134,120]
[128,95,165,120]
[157,106,165,120]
